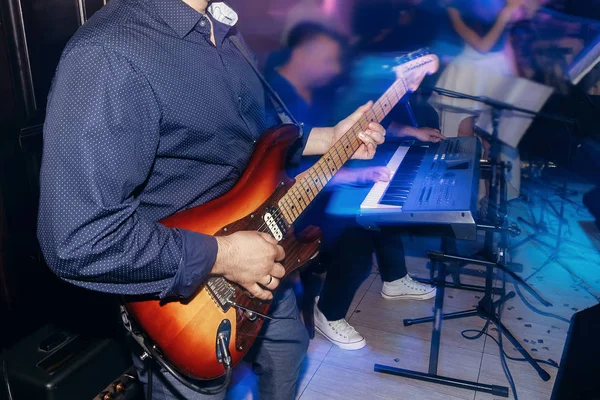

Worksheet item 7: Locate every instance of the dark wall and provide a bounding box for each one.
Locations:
[0,0,106,348]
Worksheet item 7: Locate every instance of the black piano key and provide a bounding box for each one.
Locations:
[388,183,414,191]
[383,201,405,207]
[419,187,426,203]
[380,145,428,206]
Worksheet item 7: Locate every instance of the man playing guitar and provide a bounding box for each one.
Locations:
[37,0,386,399]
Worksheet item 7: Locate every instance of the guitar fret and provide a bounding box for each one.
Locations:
[279,199,290,222]
[386,92,395,110]
[358,118,367,132]
[331,147,345,168]
[280,195,294,220]
[317,160,333,181]
[295,184,311,206]
[303,175,319,197]
[284,196,299,220]
[339,136,352,158]
[366,111,374,124]
[338,141,350,159]
[301,178,316,200]
[308,169,324,191]
[321,158,335,177]
[377,102,385,120]
[348,133,360,152]
[292,187,309,208]
[279,203,293,224]
[324,154,341,172]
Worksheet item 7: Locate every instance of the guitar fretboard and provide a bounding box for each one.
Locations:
[278,78,408,224]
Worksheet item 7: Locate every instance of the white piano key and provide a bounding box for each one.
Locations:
[361,145,410,210]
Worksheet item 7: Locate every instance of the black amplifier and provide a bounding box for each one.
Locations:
[2,324,132,400]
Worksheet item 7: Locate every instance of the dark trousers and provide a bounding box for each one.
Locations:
[317,220,408,321]
[295,175,410,322]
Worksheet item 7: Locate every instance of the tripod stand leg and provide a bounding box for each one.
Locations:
[405,259,479,328]
[492,316,552,382]
[428,259,445,374]
[404,309,479,326]
[374,365,510,397]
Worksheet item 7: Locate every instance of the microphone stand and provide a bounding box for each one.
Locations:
[375,87,569,396]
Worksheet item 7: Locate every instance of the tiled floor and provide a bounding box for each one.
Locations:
[225,177,600,400]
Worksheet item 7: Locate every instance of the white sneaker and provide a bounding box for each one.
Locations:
[381,275,437,300]
[313,297,366,350]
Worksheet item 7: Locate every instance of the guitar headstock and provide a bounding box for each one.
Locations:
[393,50,439,93]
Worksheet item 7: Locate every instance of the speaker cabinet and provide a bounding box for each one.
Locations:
[551,303,600,400]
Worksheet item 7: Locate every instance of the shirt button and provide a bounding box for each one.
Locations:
[238,96,242,102]
[199,20,206,27]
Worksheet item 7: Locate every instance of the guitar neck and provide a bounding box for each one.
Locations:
[278,78,408,224]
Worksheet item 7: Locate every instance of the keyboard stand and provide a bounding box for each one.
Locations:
[375,109,552,397]
[375,250,515,397]
[412,221,522,295]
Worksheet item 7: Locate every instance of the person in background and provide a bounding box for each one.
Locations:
[429,0,525,203]
[267,23,440,350]
[430,0,524,137]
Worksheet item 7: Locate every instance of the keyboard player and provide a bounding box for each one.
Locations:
[266,22,443,350]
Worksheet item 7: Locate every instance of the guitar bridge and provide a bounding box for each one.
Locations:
[206,278,235,312]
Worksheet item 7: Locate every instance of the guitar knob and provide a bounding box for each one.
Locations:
[115,381,126,393]
[99,391,113,400]
[245,310,257,321]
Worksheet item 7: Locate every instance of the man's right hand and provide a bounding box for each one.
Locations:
[212,231,286,301]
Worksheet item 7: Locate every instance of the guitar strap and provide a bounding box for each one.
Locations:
[229,35,304,138]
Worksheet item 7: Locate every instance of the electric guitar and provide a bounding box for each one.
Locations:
[123,52,439,381]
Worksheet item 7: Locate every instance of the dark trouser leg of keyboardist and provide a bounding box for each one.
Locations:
[313,224,436,350]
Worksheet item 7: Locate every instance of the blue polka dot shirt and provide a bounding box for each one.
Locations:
[37,0,305,299]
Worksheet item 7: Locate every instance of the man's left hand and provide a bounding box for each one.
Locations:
[404,127,446,143]
[388,123,446,143]
[333,101,386,160]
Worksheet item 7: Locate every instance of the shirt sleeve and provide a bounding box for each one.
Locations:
[37,44,217,298]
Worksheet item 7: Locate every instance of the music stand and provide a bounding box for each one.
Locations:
[375,88,562,396]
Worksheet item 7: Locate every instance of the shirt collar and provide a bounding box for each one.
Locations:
[152,0,238,39]
[208,2,238,27]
